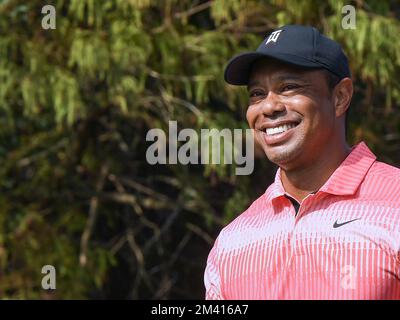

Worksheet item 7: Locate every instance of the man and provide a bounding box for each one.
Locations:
[204,25,400,299]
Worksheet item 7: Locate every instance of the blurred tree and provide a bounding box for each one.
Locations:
[0,0,398,299]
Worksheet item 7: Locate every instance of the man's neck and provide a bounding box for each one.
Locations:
[280,143,352,203]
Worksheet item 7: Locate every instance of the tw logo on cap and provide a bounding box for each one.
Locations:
[265,30,282,45]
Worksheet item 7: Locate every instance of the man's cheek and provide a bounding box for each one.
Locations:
[245,109,252,126]
[254,131,265,148]
[246,110,257,129]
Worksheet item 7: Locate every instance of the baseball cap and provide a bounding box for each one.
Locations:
[224,24,351,85]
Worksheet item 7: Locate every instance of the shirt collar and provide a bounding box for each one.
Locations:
[265,141,376,202]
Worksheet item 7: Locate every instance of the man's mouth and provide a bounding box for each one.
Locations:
[257,120,301,145]
[264,123,298,136]
[259,120,300,135]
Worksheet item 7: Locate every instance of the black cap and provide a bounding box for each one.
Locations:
[224,25,351,85]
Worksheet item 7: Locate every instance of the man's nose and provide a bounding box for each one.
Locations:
[259,92,286,117]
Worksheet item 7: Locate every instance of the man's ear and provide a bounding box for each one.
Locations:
[334,78,353,118]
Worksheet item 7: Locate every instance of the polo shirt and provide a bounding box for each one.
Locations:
[204,141,400,299]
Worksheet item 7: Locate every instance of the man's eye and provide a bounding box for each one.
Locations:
[249,91,264,98]
[281,84,300,92]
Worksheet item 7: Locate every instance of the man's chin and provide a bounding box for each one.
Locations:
[263,144,302,168]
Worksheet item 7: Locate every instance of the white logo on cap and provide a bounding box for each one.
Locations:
[266,30,282,45]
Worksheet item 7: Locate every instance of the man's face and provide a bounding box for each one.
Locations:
[246,59,338,169]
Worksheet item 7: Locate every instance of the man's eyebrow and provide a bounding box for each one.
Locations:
[272,74,309,82]
[247,74,310,90]
[247,80,261,90]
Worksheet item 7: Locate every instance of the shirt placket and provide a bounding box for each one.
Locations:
[279,193,316,298]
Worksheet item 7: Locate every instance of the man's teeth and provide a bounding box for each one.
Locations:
[265,123,297,136]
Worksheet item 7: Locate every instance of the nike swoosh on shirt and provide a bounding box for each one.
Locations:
[333,218,360,228]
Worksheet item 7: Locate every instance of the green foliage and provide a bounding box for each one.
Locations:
[0,0,398,299]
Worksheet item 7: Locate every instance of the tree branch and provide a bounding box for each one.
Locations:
[79,163,109,267]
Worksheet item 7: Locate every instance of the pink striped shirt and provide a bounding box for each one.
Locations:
[204,141,400,299]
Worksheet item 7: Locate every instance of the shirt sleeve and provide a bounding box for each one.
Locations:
[204,236,224,300]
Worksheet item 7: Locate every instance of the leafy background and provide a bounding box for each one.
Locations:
[0,0,399,299]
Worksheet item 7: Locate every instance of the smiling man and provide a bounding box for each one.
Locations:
[204,25,400,300]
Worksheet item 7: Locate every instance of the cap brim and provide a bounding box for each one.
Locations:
[224,52,322,85]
